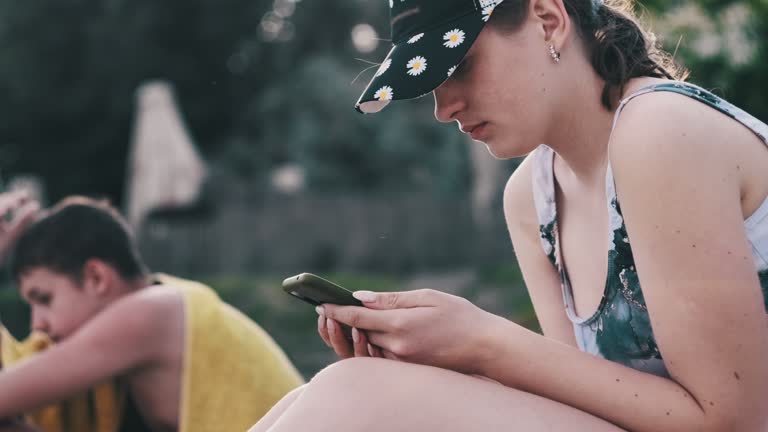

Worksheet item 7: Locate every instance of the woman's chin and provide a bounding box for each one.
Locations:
[483,141,519,159]
[482,140,527,160]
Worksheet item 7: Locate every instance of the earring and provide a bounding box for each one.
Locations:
[548,44,561,64]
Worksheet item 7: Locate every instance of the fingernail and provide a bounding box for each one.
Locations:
[352,327,360,343]
[353,291,377,302]
[315,305,324,315]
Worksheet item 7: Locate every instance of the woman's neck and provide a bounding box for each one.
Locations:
[545,75,666,188]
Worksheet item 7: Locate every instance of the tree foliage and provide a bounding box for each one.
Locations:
[0,1,764,203]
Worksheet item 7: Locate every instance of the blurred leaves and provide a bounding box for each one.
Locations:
[0,0,765,203]
[651,0,768,121]
[239,54,470,193]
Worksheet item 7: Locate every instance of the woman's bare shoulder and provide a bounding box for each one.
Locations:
[610,87,755,171]
[503,152,539,231]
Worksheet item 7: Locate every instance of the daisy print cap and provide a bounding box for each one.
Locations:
[355,0,506,114]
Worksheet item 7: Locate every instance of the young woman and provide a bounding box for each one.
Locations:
[251,0,768,430]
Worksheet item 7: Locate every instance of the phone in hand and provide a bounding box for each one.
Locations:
[282,273,363,307]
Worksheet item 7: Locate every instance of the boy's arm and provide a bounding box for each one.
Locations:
[0,293,172,417]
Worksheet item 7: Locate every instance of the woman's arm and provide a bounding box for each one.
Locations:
[503,155,578,347]
[478,93,768,432]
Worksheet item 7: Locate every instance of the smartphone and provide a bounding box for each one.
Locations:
[282,273,363,307]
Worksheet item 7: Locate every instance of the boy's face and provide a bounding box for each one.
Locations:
[18,267,106,342]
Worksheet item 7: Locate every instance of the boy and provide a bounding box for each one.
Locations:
[0,195,303,432]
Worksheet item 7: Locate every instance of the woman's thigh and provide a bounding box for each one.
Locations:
[269,358,625,432]
[248,384,307,432]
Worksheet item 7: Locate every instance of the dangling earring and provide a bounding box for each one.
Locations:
[548,44,561,64]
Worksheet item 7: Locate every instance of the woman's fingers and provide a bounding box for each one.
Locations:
[318,304,402,332]
[367,343,383,358]
[351,328,370,357]
[380,349,399,361]
[352,289,438,310]
[364,331,400,354]
[317,315,331,348]
[317,305,406,360]
[327,318,354,359]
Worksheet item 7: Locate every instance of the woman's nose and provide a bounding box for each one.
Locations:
[433,81,465,124]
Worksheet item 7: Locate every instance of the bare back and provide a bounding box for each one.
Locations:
[121,286,186,432]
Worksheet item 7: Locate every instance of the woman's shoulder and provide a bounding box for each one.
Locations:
[504,149,539,212]
[503,149,542,224]
[609,80,762,174]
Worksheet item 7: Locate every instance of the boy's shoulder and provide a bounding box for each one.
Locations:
[113,283,185,320]
[88,283,186,351]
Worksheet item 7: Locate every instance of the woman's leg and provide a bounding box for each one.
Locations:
[266,358,625,432]
[248,385,306,432]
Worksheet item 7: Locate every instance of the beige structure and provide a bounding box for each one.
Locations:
[124,81,207,228]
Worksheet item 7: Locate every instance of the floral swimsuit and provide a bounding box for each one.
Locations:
[532,81,768,377]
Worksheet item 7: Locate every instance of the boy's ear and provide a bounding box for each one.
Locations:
[81,259,115,296]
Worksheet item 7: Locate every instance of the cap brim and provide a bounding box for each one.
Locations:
[355,10,488,114]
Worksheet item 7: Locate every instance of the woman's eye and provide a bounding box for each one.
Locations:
[38,295,51,305]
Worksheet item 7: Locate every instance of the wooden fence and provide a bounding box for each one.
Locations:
[137,192,515,276]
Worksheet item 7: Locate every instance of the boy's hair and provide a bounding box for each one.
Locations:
[10,196,149,282]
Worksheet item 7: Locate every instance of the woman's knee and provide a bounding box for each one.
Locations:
[306,357,422,402]
[310,357,392,387]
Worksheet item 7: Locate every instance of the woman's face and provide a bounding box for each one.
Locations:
[433,17,556,159]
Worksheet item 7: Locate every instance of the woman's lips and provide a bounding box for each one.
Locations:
[463,122,488,141]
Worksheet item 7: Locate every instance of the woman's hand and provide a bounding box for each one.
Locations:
[317,315,383,360]
[316,289,505,374]
[0,192,39,264]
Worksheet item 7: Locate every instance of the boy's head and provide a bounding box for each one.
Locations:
[9,196,149,341]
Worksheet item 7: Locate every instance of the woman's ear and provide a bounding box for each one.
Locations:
[81,259,114,297]
[529,0,571,48]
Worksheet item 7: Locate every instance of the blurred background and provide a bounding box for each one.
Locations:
[0,0,765,379]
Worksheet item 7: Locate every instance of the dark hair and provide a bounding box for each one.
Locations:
[10,196,149,283]
[489,0,688,110]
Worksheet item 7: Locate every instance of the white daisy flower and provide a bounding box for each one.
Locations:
[443,29,465,48]
[447,65,456,77]
[374,86,393,101]
[406,56,427,76]
[407,33,424,44]
[375,58,392,76]
[482,4,496,21]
